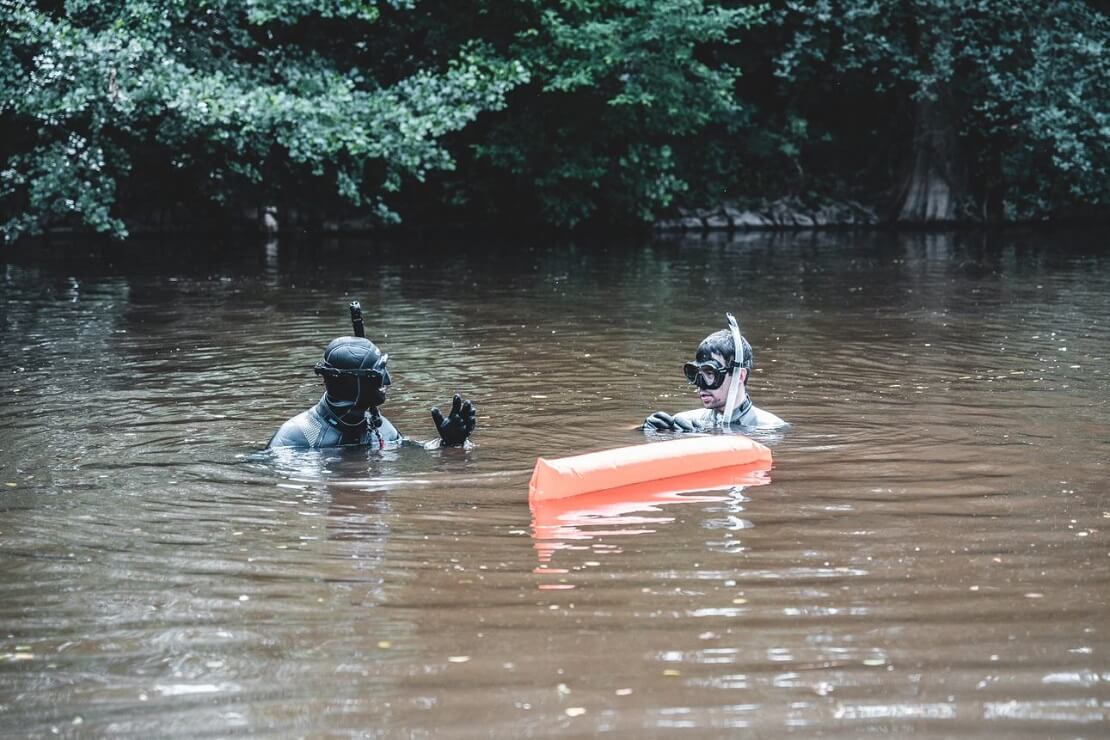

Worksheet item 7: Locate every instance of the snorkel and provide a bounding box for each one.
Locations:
[349,301,365,338]
[721,312,744,426]
[348,301,385,429]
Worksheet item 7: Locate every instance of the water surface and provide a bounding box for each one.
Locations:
[1,230,1107,736]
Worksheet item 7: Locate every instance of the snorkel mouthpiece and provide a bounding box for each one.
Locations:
[722,312,744,426]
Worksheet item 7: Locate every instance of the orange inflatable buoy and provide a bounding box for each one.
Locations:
[528,435,773,502]
[530,462,771,570]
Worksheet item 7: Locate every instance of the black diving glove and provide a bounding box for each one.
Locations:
[431,394,477,446]
[643,411,696,432]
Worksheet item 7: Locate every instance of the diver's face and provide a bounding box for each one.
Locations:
[696,352,746,411]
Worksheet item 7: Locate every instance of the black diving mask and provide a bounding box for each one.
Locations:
[314,353,392,387]
[683,360,738,391]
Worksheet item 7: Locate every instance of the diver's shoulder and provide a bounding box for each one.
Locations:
[748,404,788,429]
[267,410,316,448]
[374,414,403,443]
[268,408,328,448]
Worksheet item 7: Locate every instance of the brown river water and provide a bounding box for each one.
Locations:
[0,230,1107,737]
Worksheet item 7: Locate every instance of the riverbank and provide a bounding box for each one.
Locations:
[653,197,882,232]
[9,197,1110,247]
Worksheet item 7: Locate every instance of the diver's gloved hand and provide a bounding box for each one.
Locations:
[431,394,477,446]
[643,411,695,432]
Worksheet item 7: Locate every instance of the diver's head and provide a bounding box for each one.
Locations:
[689,329,753,386]
[683,327,752,412]
[313,336,391,412]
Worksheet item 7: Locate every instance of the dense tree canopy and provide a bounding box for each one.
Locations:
[1,0,1106,240]
[0,0,527,239]
[465,0,763,228]
[774,0,1110,221]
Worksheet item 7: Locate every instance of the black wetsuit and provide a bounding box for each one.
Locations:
[267,395,402,449]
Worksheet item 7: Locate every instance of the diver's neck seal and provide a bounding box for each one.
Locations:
[722,396,753,424]
[315,395,381,432]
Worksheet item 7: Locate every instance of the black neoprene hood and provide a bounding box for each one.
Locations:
[316,336,391,410]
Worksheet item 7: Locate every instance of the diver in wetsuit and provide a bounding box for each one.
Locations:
[644,313,786,433]
[267,303,476,449]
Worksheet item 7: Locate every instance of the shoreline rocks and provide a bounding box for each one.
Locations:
[654,198,881,232]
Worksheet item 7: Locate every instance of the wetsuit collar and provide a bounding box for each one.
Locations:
[717,397,753,425]
[316,394,368,430]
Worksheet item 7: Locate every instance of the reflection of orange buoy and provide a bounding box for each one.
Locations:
[529,435,772,502]
[531,462,770,538]
[529,447,772,572]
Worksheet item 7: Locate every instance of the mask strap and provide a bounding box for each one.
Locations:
[351,342,379,410]
[722,312,743,425]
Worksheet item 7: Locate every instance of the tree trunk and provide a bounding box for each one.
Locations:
[898,95,962,222]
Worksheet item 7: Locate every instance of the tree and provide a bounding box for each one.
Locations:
[0,0,527,240]
[449,0,765,229]
[774,0,1110,222]
[3,1,1103,239]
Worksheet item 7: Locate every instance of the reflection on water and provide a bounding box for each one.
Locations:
[531,463,770,577]
[1,230,1108,736]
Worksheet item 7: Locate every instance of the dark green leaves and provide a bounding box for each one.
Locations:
[1,0,525,239]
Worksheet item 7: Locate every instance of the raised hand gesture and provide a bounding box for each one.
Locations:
[431,394,477,446]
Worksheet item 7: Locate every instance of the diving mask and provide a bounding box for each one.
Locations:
[314,353,391,387]
[683,360,738,391]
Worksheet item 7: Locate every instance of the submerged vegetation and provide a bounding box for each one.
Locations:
[1,0,1107,240]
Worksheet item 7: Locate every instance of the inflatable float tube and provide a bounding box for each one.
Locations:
[529,435,772,502]
[531,462,771,538]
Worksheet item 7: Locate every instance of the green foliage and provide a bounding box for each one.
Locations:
[1,0,1105,239]
[0,0,526,240]
[773,0,1110,219]
[1,133,126,238]
[468,0,765,227]
[243,0,409,25]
